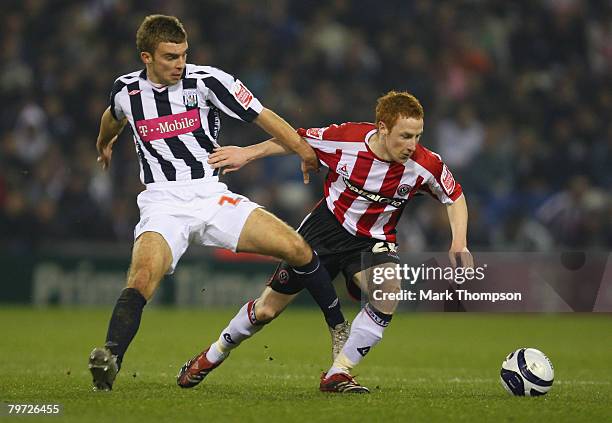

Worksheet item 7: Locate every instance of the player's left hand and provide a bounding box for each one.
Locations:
[208,146,249,175]
[449,246,473,269]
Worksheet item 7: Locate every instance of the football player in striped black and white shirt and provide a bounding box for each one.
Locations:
[88,15,344,391]
[178,91,474,393]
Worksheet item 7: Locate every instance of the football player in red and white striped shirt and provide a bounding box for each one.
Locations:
[177,91,473,393]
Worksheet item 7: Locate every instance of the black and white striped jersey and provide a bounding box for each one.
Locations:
[109,64,263,185]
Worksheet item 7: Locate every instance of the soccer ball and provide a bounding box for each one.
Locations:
[500,348,554,396]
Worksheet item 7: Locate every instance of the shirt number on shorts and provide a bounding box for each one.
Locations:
[372,242,398,253]
[218,195,242,206]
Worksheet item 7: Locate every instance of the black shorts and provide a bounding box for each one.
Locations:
[268,200,400,300]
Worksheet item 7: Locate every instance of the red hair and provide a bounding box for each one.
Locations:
[375,91,424,130]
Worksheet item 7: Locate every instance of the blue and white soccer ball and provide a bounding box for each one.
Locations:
[500,348,554,396]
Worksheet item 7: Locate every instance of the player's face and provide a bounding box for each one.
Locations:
[380,117,424,163]
[141,41,188,86]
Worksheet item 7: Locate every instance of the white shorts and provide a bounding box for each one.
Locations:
[134,180,261,274]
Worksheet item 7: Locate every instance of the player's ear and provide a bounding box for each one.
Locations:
[140,51,153,64]
[378,121,388,136]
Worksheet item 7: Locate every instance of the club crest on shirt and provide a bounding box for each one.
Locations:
[337,163,350,178]
[183,89,198,107]
[397,184,412,196]
[441,164,456,194]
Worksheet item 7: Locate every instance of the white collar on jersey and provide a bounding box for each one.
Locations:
[147,78,168,89]
[138,68,186,88]
[364,128,377,145]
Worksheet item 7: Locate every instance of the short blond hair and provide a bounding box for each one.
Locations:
[136,15,187,54]
[375,91,424,131]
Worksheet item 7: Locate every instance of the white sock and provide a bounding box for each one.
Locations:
[205,341,228,363]
[205,300,264,364]
[326,304,391,377]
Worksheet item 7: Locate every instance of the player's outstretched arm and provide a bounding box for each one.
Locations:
[254,108,318,183]
[96,106,127,170]
[446,193,474,268]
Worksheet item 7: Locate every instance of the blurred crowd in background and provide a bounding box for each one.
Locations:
[1,0,611,254]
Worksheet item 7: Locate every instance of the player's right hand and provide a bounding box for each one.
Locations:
[298,147,319,185]
[449,246,474,269]
[96,136,117,170]
[208,146,249,175]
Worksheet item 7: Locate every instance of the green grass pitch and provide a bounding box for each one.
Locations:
[1,307,610,422]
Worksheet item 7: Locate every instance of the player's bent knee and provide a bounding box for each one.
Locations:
[282,235,312,267]
[127,268,156,300]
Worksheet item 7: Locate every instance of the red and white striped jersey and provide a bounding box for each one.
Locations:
[298,122,463,243]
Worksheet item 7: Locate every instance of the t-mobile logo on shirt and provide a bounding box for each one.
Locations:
[136,109,201,142]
